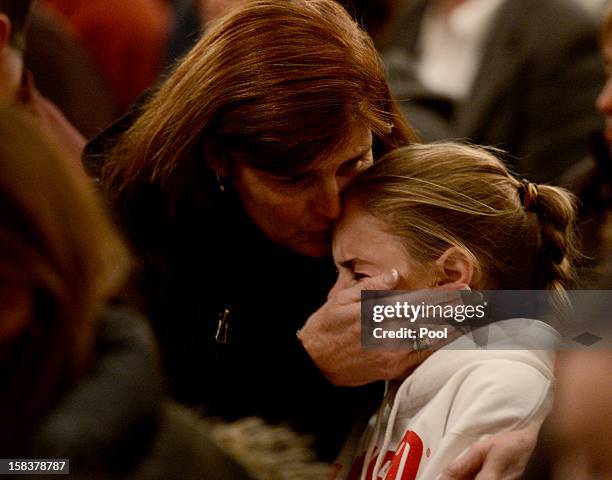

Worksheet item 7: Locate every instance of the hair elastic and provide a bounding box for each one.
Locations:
[518,179,539,212]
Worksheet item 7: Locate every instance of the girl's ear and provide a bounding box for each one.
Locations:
[433,246,475,288]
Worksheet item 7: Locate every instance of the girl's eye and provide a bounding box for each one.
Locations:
[354,272,369,281]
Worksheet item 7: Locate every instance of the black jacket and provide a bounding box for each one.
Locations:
[84,116,381,461]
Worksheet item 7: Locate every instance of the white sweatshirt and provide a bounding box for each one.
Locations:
[335,319,557,480]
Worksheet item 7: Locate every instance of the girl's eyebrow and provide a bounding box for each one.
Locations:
[338,258,376,269]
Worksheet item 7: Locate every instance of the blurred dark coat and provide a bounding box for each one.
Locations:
[26,307,253,480]
[384,0,605,182]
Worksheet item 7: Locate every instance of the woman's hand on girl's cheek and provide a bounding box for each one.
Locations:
[298,269,402,386]
[298,270,461,386]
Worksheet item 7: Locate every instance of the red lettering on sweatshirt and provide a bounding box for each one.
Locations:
[383,430,423,479]
[345,431,424,480]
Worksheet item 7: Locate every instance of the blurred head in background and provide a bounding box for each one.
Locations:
[596,2,612,146]
[0,106,130,452]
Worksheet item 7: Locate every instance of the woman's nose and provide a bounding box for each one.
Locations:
[312,178,342,220]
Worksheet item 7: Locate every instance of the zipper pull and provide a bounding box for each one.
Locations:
[215,307,231,344]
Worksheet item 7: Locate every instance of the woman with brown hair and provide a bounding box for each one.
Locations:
[85,0,541,473]
[87,0,416,460]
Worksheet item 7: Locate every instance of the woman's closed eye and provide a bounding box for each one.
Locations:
[337,150,373,177]
[283,172,315,187]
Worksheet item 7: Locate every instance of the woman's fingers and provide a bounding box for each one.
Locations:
[441,425,539,480]
[302,272,472,385]
[338,269,399,303]
[441,441,491,480]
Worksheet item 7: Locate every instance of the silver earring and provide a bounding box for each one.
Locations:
[216,172,225,192]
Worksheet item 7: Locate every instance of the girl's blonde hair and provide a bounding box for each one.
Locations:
[344,143,579,292]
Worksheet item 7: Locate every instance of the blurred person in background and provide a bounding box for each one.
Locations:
[544,349,612,479]
[166,0,201,63]
[0,104,298,480]
[166,0,404,68]
[524,299,612,479]
[0,0,85,167]
[338,0,405,49]
[383,0,604,182]
[523,7,612,477]
[43,0,170,113]
[576,0,609,17]
[166,0,245,66]
[561,0,612,279]
[24,1,117,138]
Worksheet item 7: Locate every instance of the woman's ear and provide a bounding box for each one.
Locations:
[201,138,230,177]
[433,246,475,287]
